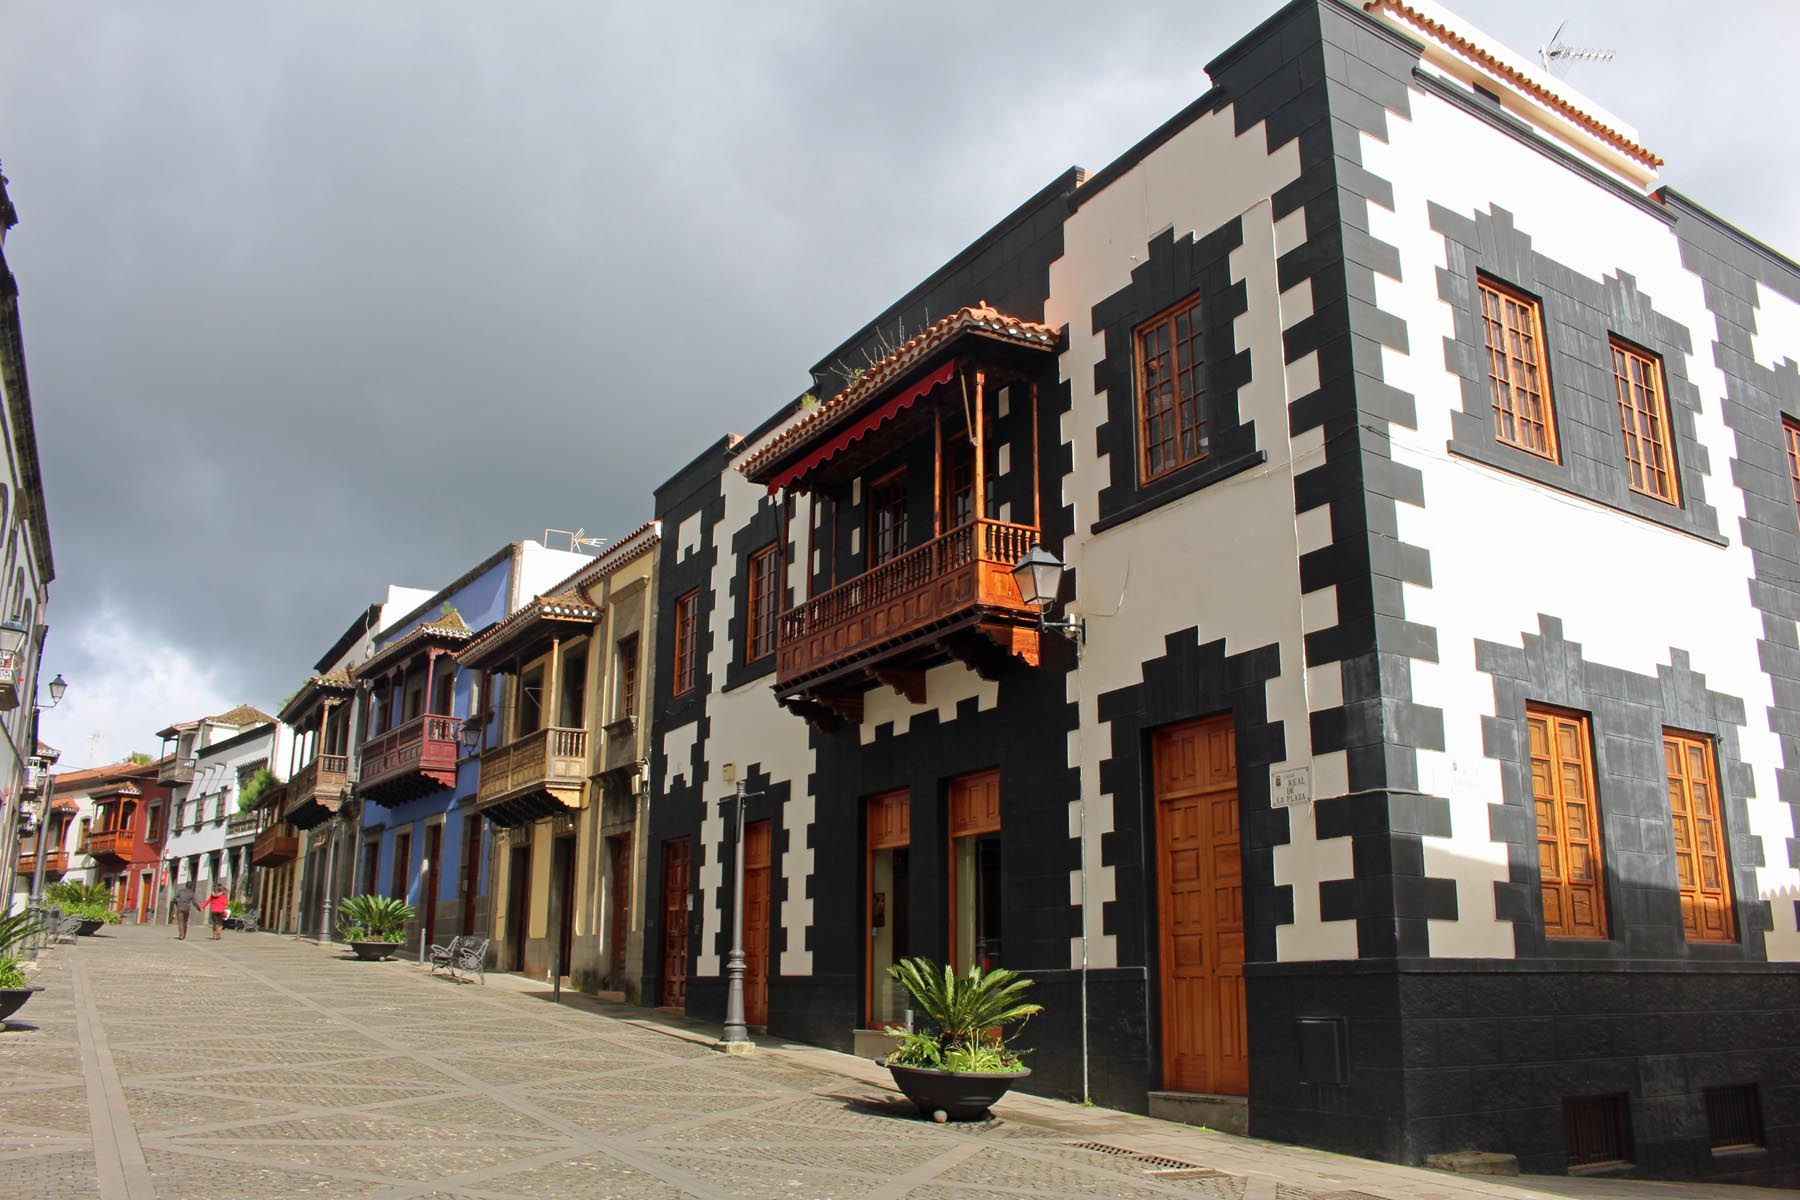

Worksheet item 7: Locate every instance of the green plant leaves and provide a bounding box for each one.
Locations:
[0,911,42,955]
[336,894,415,941]
[883,957,1042,1073]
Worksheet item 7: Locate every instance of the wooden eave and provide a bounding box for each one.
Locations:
[457,603,601,672]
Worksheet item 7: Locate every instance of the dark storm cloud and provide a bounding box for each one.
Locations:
[2,0,1796,760]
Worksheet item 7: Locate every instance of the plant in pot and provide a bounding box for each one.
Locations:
[879,957,1042,1122]
[0,910,44,1022]
[50,882,119,935]
[336,895,415,960]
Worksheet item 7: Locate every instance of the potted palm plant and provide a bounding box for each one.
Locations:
[0,910,44,1022]
[878,957,1042,1121]
[47,881,118,936]
[336,895,414,960]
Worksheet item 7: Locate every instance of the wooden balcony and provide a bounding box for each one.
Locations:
[224,810,263,847]
[284,754,349,830]
[251,826,298,867]
[159,757,196,787]
[775,519,1042,724]
[357,714,461,807]
[474,726,588,827]
[86,827,138,861]
[17,849,68,877]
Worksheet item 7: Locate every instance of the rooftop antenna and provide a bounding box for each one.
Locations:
[1539,21,1614,78]
[543,527,611,554]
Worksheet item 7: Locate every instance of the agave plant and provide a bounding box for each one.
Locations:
[883,957,1042,1073]
[64,900,121,925]
[336,894,415,944]
[0,910,43,956]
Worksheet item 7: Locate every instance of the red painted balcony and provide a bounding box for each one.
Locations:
[283,753,349,830]
[474,726,588,827]
[357,714,462,807]
[774,518,1042,724]
[86,827,138,862]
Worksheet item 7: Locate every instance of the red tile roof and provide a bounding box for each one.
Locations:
[738,303,1059,482]
[1363,0,1661,170]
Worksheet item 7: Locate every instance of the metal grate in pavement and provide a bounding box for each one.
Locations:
[1065,1140,1229,1175]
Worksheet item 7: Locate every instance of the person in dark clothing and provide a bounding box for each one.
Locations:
[171,882,197,940]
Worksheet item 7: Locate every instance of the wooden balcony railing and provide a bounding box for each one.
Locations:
[357,714,462,805]
[251,826,298,867]
[17,849,69,877]
[86,827,138,860]
[159,756,196,786]
[224,810,263,845]
[283,753,349,828]
[775,518,1039,687]
[473,727,587,827]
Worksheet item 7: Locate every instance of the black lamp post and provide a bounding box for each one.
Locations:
[1011,544,1085,643]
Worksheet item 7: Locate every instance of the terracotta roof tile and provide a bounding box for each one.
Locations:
[459,590,603,667]
[1364,0,1661,170]
[359,605,476,677]
[738,303,1059,481]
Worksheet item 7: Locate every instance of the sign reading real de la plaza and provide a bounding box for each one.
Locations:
[1269,763,1312,808]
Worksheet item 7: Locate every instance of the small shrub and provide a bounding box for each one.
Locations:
[0,911,42,956]
[336,894,414,943]
[882,958,1041,1074]
[65,900,120,925]
[0,956,28,989]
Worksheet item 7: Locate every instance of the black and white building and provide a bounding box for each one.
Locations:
[645,0,1800,1183]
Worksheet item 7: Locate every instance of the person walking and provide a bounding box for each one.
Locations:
[202,882,229,941]
[171,881,197,940]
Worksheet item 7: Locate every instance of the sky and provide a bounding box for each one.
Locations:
[3,1,1797,767]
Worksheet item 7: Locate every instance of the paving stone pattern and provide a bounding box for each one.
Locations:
[0,925,1249,1199]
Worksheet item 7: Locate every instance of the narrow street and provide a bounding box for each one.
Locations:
[1,924,1789,1200]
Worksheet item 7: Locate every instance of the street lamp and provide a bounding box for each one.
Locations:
[1011,544,1085,643]
[458,718,484,755]
[23,672,69,920]
[716,765,757,1053]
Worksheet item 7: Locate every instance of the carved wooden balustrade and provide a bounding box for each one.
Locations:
[357,715,462,806]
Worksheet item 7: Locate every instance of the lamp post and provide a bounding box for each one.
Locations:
[717,768,756,1053]
[23,666,68,912]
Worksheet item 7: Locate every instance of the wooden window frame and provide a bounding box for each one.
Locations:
[946,769,1002,975]
[867,468,909,567]
[746,543,779,663]
[1783,416,1800,528]
[1526,704,1609,940]
[616,633,639,721]
[1135,294,1208,483]
[1662,728,1736,943]
[1478,275,1559,460]
[1610,335,1680,505]
[672,589,699,697]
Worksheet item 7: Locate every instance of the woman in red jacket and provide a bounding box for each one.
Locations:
[202,883,230,940]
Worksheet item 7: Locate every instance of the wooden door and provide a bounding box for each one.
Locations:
[460,817,481,936]
[866,791,911,1027]
[947,770,1002,973]
[423,823,443,944]
[508,845,531,971]
[1153,715,1247,1096]
[608,835,631,976]
[660,838,691,1008]
[743,820,772,1026]
[554,836,576,977]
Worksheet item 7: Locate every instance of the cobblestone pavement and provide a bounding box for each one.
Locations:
[3,924,1791,1200]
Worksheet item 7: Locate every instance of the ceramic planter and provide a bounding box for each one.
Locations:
[350,940,401,961]
[0,986,42,1022]
[881,1060,1030,1121]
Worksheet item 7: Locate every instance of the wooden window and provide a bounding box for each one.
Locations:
[943,430,975,529]
[616,634,639,720]
[1136,295,1207,482]
[1784,416,1800,527]
[1526,706,1608,939]
[672,590,699,696]
[1479,276,1557,459]
[391,831,411,901]
[1564,1094,1632,1168]
[1611,337,1679,504]
[747,544,779,662]
[868,469,908,566]
[947,770,1002,974]
[1705,1085,1762,1151]
[1663,729,1735,942]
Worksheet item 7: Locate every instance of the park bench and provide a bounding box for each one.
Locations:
[53,910,81,943]
[235,907,260,934]
[428,934,466,978]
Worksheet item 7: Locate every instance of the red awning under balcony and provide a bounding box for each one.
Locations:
[763,360,956,494]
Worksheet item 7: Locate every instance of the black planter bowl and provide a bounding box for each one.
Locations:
[0,986,42,1022]
[881,1060,1030,1121]
[75,920,104,937]
[350,940,401,961]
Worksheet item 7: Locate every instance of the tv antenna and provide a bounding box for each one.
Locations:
[1539,21,1614,78]
[544,527,610,554]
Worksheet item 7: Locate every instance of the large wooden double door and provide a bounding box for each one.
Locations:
[1154,715,1247,1096]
